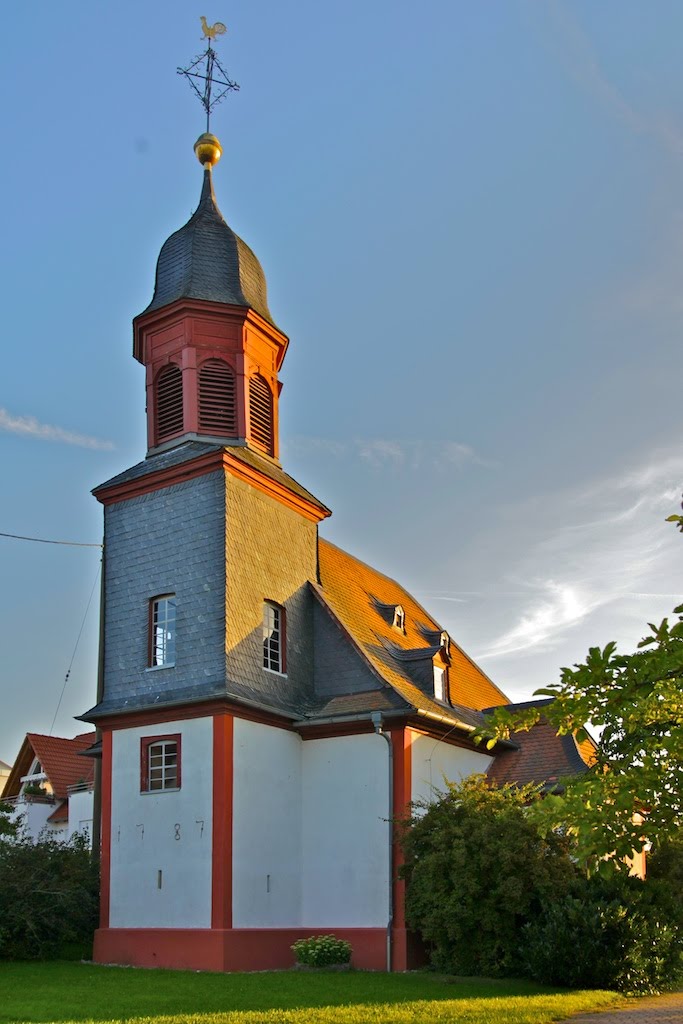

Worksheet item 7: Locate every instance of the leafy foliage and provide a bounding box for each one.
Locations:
[479,605,683,870]
[0,831,98,960]
[521,874,683,993]
[0,800,19,839]
[291,934,352,967]
[648,834,683,893]
[400,775,578,977]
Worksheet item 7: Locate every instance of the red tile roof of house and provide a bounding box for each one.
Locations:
[317,539,509,722]
[24,732,96,800]
[485,708,596,789]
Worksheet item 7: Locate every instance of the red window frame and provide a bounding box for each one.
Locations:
[140,734,182,792]
[263,600,286,674]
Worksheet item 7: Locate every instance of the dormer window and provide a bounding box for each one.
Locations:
[393,605,406,633]
[440,631,451,653]
[433,665,447,702]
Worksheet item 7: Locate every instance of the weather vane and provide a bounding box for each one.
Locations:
[177,16,240,134]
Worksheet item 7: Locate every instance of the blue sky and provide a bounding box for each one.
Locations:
[1,1,682,760]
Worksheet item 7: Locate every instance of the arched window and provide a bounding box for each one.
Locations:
[198,359,237,436]
[155,364,183,442]
[249,374,274,455]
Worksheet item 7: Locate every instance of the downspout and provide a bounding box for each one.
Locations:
[91,541,105,866]
[371,712,393,973]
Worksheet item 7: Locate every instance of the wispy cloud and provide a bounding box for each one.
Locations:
[284,436,490,470]
[476,448,683,661]
[0,408,114,451]
[535,1,683,156]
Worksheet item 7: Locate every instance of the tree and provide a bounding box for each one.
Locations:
[0,800,19,839]
[480,605,683,872]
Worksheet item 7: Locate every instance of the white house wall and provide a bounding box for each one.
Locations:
[302,734,389,928]
[67,789,94,843]
[232,718,302,927]
[410,731,493,807]
[109,716,213,928]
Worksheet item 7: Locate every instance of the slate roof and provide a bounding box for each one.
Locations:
[24,733,96,800]
[484,700,596,789]
[315,539,509,729]
[144,167,276,327]
[93,440,330,514]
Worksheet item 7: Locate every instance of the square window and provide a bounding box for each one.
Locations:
[150,595,176,666]
[140,735,181,792]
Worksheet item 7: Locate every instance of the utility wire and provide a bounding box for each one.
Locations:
[0,531,102,548]
[49,561,102,736]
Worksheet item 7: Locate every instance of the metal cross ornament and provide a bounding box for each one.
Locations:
[177,17,240,133]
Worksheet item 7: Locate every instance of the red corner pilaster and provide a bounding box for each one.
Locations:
[99,729,113,929]
[391,727,412,970]
[211,713,233,929]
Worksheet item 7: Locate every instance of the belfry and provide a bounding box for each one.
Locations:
[81,24,594,973]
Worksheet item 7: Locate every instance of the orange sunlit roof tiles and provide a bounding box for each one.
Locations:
[25,732,96,800]
[317,538,509,725]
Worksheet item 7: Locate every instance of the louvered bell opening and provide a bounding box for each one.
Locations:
[249,374,274,455]
[198,359,237,437]
[156,364,184,442]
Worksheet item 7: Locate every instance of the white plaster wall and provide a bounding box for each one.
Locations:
[12,800,65,841]
[109,716,213,928]
[302,734,389,928]
[410,731,493,807]
[232,718,302,927]
[67,790,94,843]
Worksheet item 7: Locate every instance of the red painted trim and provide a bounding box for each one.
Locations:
[211,714,233,929]
[140,733,182,792]
[85,698,296,734]
[99,730,112,929]
[94,927,388,972]
[391,727,412,971]
[93,449,330,523]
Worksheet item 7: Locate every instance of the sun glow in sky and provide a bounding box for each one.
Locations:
[1,1,682,759]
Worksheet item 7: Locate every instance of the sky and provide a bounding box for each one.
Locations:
[1,1,682,761]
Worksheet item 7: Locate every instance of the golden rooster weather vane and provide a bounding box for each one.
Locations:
[178,16,239,134]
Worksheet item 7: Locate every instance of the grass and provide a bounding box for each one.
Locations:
[0,962,626,1024]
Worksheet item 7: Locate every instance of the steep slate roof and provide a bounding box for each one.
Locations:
[315,539,509,728]
[94,440,329,514]
[144,168,276,327]
[484,700,596,789]
[24,733,96,800]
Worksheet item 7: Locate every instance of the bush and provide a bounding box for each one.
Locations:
[0,830,98,960]
[400,775,579,977]
[520,874,683,993]
[291,934,352,968]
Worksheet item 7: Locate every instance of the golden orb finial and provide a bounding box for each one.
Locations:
[194,133,222,167]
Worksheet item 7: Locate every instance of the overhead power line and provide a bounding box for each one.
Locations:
[0,531,102,548]
[49,560,103,736]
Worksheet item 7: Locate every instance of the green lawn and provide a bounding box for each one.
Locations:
[0,962,625,1024]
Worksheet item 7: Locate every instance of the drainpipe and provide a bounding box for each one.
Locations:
[91,542,105,866]
[371,712,393,973]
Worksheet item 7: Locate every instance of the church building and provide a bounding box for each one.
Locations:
[80,128,593,973]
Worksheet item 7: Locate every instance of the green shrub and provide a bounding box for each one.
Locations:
[0,831,98,961]
[520,875,683,993]
[291,934,352,968]
[400,775,578,977]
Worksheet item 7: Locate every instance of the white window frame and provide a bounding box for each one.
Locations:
[263,601,286,674]
[150,594,176,667]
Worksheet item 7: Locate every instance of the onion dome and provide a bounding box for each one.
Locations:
[144,134,274,325]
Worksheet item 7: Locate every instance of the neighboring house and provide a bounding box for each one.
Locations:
[0,759,11,797]
[79,132,594,974]
[2,732,96,843]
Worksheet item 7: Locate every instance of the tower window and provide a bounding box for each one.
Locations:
[156,364,184,442]
[198,359,237,436]
[150,595,176,667]
[249,374,274,455]
[141,735,181,792]
[393,605,406,633]
[263,601,286,674]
